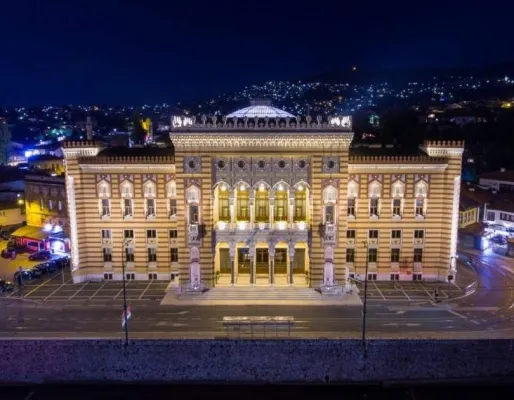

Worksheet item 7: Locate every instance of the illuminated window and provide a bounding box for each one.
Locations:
[294,190,306,221]
[348,180,359,198]
[144,182,156,197]
[166,181,176,198]
[186,186,200,203]
[218,189,230,222]
[121,181,133,197]
[255,189,269,222]
[274,190,288,221]
[415,198,424,216]
[237,189,250,221]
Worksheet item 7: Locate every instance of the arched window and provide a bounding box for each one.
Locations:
[347,181,359,198]
[391,181,405,198]
[120,181,133,198]
[166,181,176,198]
[144,181,156,198]
[294,187,307,221]
[186,185,200,203]
[97,181,110,198]
[415,181,428,217]
[274,186,288,222]
[323,185,337,203]
[415,181,428,198]
[255,184,269,222]
[237,185,250,221]
[391,181,404,217]
[218,185,230,222]
[368,181,381,217]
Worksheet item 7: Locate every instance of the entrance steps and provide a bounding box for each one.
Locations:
[160,284,363,306]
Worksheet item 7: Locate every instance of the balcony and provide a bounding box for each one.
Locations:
[147,238,157,245]
[391,238,402,245]
[413,238,424,245]
[368,238,379,245]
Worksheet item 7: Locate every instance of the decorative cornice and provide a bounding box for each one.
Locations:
[349,155,447,164]
[348,163,447,172]
[171,133,353,151]
[80,164,174,172]
[63,148,100,158]
[78,156,174,164]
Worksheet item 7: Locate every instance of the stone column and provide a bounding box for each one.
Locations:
[250,196,255,230]
[249,245,255,285]
[269,245,275,285]
[229,194,235,230]
[269,198,274,229]
[289,195,295,229]
[288,243,295,285]
[229,243,236,286]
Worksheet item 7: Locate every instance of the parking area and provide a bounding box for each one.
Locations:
[353,280,465,301]
[4,271,170,303]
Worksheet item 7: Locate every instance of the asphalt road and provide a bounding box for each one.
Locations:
[1,251,514,338]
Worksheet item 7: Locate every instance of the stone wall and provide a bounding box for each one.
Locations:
[1,339,513,383]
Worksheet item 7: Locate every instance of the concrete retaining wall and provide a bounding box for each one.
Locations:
[1,339,514,383]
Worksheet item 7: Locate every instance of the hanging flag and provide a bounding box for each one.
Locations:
[121,305,132,327]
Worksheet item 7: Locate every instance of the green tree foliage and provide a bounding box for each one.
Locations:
[0,119,11,165]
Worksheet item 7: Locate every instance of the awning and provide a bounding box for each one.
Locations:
[10,225,47,241]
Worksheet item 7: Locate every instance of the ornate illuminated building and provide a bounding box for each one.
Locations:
[63,100,464,287]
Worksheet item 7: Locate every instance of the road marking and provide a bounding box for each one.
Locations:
[89,281,109,300]
[383,323,421,327]
[157,311,189,315]
[23,277,55,298]
[373,281,386,300]
[399,285,412,300]
[138,282,153,300]
[68,282,89,300]
[113,281,131,300]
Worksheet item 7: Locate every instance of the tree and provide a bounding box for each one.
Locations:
[0,119,11,165]
[130,111,147,145]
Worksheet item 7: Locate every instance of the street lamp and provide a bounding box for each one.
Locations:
[122,238,130,346]
[362,240,370,353]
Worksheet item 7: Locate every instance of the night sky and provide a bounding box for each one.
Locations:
[1,0,512,105]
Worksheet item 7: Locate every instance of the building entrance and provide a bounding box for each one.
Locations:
[219,248,231,274]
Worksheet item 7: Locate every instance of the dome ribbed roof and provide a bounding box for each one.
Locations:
[226,100,295,118]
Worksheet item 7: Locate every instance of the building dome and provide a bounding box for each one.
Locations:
[226,99,295,118]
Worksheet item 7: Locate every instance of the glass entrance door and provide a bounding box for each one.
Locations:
[275,249,287,274]
[255,248,269,274]
[293,248,305,274]
[237,248,250,274]
[219,248,231,274]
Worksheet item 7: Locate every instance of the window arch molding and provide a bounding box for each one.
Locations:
[323,185,337,204]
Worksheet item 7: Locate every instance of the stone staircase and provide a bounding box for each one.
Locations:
[199,286,322,301]
[160,284,363,306]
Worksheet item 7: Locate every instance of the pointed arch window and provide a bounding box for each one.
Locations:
[166,181,176,198]
[391,181,405,217]
[347,181,358,217]
[368,181,381,217]
[218,186,230,222]
[415,181,428,217]
[255,185,269,222]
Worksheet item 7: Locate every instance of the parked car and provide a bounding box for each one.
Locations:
[1,248,16,259]
[39,261,58,274]
[14,269,33,282]
[30,266,44,278]
[0,279,14,292]
[28,250,52,261]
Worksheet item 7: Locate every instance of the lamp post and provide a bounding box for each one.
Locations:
[122,238,129,346]
[448,256,456,295]
[362,240,370,353]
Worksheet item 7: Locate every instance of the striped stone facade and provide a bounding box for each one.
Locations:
[63,115,463,287]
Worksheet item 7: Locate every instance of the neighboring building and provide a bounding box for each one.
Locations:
[27,154,65,175]
[484,196,514,231]
[16,171,70,253]
[0,200,25,230]
[63,102,464,285]
[479,169,514,193]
